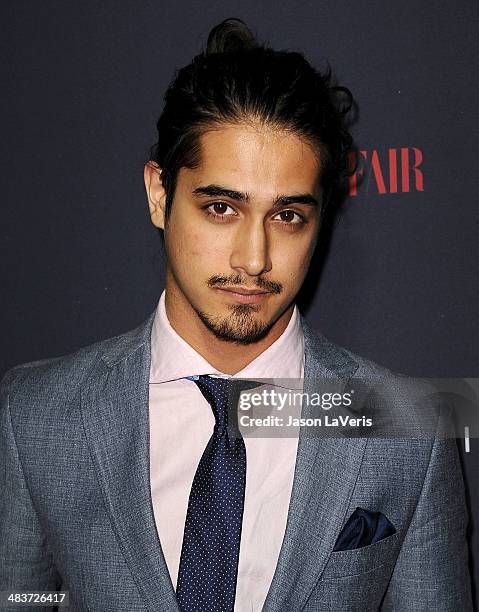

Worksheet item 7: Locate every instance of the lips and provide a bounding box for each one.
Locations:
[214,287,271,304]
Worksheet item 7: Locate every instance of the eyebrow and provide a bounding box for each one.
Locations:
[192,184,319,208]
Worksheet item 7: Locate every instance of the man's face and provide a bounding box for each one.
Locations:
[160,122,322,344]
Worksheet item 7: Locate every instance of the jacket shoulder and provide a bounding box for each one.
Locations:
[1,312,155,409]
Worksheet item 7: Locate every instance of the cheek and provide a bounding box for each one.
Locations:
[271,234,315,282]
[191,228,231,258]
[168,225,230,271]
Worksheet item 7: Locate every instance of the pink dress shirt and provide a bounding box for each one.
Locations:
[148,290,304,611]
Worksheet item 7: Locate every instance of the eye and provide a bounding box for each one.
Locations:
[205,201,237,219]
[273,209,305,224]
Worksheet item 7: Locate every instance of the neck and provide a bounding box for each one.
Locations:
[164,284,294,375]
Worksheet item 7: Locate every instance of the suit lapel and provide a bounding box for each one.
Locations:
[80,312,180,612]
[263,317,368,612]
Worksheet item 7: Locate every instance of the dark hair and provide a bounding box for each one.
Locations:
[150,18,353,221]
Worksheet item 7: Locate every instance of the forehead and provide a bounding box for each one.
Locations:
[181,122,322,197]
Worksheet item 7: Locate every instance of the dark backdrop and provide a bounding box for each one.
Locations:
[2,0,478,604]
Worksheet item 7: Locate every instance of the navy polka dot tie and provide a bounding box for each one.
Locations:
[176,375,255,612]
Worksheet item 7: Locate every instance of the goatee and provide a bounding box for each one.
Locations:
[195,303,276,345]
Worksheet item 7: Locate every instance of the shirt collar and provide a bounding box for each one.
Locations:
[149,290,304,383]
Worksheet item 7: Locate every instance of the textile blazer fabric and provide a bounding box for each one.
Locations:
[0,312,473,611]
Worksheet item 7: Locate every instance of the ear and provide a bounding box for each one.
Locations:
[144,161,166,229]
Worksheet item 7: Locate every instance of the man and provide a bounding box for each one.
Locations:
[0,18,472,612]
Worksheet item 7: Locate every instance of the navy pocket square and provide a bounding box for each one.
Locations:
[333,507,396,552]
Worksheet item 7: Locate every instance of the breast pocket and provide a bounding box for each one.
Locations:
[321,529,402,580]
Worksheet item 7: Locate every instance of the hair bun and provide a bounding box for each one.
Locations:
[206,18,258,55]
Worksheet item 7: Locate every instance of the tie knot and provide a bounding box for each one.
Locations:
[190,375,258,429]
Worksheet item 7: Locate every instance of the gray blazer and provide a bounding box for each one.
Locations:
[0,312,472,611]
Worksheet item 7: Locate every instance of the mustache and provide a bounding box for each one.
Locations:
[207,274,282,294]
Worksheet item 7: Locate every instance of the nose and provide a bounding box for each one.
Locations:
[229,218,272,277]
